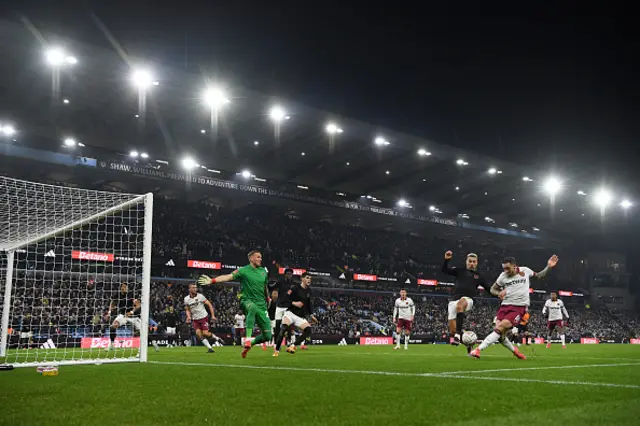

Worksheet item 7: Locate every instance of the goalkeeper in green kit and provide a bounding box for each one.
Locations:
[198,250,272,358]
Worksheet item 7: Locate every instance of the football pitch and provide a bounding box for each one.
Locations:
[1,344,640,426]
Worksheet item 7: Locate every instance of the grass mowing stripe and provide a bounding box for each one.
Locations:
[149,360,640,389]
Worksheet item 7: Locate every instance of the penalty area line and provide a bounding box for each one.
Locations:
[442,362,640,375]
[148,361,640,389]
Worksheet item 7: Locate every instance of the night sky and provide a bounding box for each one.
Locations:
[5,1,640,179]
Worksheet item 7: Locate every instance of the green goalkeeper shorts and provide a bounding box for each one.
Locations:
[241,300,271,335]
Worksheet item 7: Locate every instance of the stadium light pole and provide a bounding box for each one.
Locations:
[45,47,77,104]
[131,68,157,127]
[325,122,343,153]
[593,188,613,220]
[203,86,230,142]
[269,105,287,144]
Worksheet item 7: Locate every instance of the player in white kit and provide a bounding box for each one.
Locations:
[543,292,569,349]
[471,255,558,359]
[233,311,246,346]
[393,289,415,350]
[184,283,223,353]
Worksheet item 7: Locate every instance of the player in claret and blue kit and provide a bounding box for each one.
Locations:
[471,255,559,359]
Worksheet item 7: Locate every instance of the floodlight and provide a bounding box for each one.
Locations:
[374,136,389,146]
[269,106,286,122]
[522,176,532,182]
[63,99,70,104]
[1,125,16,136]
[140,152,149,159]
[63,138,76,147]
[544,177,562,195]
[456,159,464,165]
[429,205,436,211]
[325,123,342,134]
[254,141,259,146]
[129,150,139,158]
[203,87,229,108]
[397,199,407,207]
[131,69,154,90]
[66,56,77,65]
[593,189,613,208]
[45,48,65,66]
[488,168,497,174]
[577,190,586,196]
[620,199,633,209]
[181,156,198,170]
[241,170,252,179]
[417,148,431,156]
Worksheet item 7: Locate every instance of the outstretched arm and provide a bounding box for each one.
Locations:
[441,251,458,276]
[198,273,235,286]
[535,255,559,279]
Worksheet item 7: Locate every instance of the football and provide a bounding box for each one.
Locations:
[462,331,477,346]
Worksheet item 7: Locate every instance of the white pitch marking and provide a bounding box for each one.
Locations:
[148,361,640,389]
[441,362,640,375]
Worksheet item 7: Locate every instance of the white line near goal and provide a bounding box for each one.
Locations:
[148,361,640,389]
[441,362,640,375]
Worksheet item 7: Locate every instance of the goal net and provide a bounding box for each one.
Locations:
[0,176,153,367]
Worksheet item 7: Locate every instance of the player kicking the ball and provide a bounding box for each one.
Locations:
[393,289,415,350]
[543,292,569,349]
[442,251,488,351]
[106,282,159,352]
[471,255,558,359]
[273,273,317,356]
[198,250,272,358]
[184,283,223,353]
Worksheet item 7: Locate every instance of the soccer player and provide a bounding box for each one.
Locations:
[392,289,415,350]
[198,250,272,358]
[273,272,317,356]
[106,282,159,352]
[543,292,569,349]
[273,268,295,346]
[442,251,488,348]
[233,310,246,346]
[511,312,532,346]
[471,255,559,359]
[184,283,222,353]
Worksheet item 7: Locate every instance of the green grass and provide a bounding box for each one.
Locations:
[2,344,640,426]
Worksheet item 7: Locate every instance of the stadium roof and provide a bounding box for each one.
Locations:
[1,19,638,238]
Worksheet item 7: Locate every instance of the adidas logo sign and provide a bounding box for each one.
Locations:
[338,338,348,346]
[405,278,411,284]
[44,250,56,258]
[165,259,175,267]
[40,338,57,349]
[338,273,346,280]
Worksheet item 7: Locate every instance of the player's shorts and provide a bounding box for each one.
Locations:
[496,305,527,325]
[547,320,564,330]
[397,319,413,332]
[192,317,209,332]
[283,311,309,328]
[448,297,474,320]
[275,306,288,321]
[241,300,271,334]
[166,327,176,335]
[114,314,142,330]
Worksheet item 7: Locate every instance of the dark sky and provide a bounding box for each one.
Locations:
[6,1,640,176]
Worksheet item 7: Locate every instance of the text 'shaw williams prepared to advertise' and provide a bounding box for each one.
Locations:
[187,260,222,270]
[360,336,394,345]
[580,338,599,344]
[71,250,115,262]
[81,337,140,349]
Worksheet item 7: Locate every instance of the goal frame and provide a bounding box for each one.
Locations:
[0,192,153,367]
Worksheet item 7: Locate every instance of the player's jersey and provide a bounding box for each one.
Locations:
[288,284,313,317]
[393,297,415,321]
[441,259,487,299]
[234,314,246,329]
[274,278,295,308]
[495,267,535,306]
[233,265,269,309]
[112,293,135,316]
[184,293,209,320]
[543,299,568,321]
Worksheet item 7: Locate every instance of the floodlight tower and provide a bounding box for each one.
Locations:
[203,87,229,142]
[325,122,343,153]
[45,47,77,103]
[269,105,287,144]
[131,68,157,126]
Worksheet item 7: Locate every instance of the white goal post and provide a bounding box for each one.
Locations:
[0,176,153,368]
